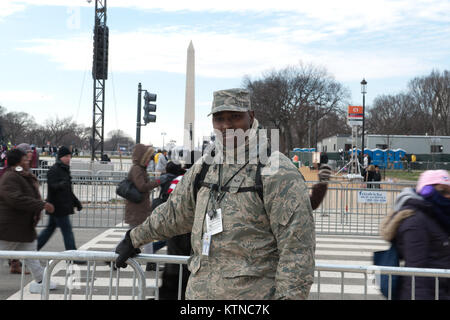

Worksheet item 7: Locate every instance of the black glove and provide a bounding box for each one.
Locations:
[115,229,141,268]
[318,165,332,182]
[74,196,82,211]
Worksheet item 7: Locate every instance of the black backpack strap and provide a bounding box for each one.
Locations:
[193,146,268,204]
[193,162,210,203]
[255,160,264,203]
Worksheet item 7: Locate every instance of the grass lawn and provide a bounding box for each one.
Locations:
[382,169,423,182]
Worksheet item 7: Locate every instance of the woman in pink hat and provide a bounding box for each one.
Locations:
[380,169,450,300]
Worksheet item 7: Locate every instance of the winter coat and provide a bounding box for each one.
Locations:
[0,167,45,242]
[156,154,168,173]
[380,188,450,300]
[46,160,81,217]
[124,144,159,226]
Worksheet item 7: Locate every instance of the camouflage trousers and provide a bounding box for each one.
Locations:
[185,260,276,300]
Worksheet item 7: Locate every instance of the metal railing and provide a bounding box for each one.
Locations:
[306,180,415,236]
[2,250,450,300]
[34,170,160,229]
[30,169,416,234]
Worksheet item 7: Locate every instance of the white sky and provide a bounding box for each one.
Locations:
[0,0,449,148]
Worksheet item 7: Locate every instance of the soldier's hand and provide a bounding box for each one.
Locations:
[318,165,332,182]
[115,229,141,268]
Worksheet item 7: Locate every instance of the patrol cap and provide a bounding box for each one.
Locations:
[208,88,251,116]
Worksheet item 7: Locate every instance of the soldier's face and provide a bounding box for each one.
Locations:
[212,111,254,147]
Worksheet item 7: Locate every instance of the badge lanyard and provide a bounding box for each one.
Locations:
[208,160,249,219]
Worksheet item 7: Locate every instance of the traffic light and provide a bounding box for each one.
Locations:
[143,91,157,125]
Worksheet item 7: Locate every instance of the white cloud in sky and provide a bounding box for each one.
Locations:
[16,26,434,82]
[6,0,450,83]
[0,90,54,104]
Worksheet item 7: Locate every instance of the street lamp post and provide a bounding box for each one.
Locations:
[361,78,367,166]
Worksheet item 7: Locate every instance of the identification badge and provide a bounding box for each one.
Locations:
[206,208,223,236]
[202,233,211,256]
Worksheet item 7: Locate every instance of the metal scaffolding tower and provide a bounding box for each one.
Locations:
[91,0,108,161]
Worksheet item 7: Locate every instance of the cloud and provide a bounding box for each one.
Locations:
[0,90,54,104]
[0,1,26,20]
[17,24,438,83]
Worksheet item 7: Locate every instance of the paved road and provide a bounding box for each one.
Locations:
[2,227,389,300]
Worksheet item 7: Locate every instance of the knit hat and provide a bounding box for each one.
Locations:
[57,146,72,159]
[16,143,32,153]
[416,170,450,193]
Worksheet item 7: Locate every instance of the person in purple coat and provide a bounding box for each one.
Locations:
[381,170,450,300]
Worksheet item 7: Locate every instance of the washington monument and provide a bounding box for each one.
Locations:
[183,41,195,151]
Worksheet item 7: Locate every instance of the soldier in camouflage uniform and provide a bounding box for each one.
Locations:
[115,88,316,300]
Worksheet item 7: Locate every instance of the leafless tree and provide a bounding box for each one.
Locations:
[1,111,35,144]
[104,129,133,151]
[243,63,350,153]
[408,69,450,135]
[44,117,80,146]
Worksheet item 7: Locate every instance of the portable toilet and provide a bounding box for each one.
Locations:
[394,148,406,169]
[372,148,385,168]
[308,148,316,152]
[293,148,302,152]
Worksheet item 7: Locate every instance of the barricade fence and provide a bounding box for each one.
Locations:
[34,170,161,229]
[307,180,416,236]
[1,250,449,300]
[28,168,417,235]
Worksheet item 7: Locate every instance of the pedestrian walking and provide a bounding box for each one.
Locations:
[380,170,450,300]
[115,88,315,300]
[36,146,84,263]
[0,149,57,293]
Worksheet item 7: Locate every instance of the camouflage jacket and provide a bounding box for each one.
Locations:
[130,140,315,300]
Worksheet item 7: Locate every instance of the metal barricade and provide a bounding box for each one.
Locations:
[2,250,450,300]
[0,250,148,300]
[312,263,450,300]
[308,180,415,236]
[35,174,160,229]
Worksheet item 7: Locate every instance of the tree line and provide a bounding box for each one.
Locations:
[244,65,450,154]
[0,107,133,152]
[1,65,448,155]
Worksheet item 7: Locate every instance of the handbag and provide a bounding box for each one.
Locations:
[373,243,400,299]
[116,178,143,203]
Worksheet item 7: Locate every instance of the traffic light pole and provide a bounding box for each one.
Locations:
[136,83,157,145]
[136,82,142,144]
